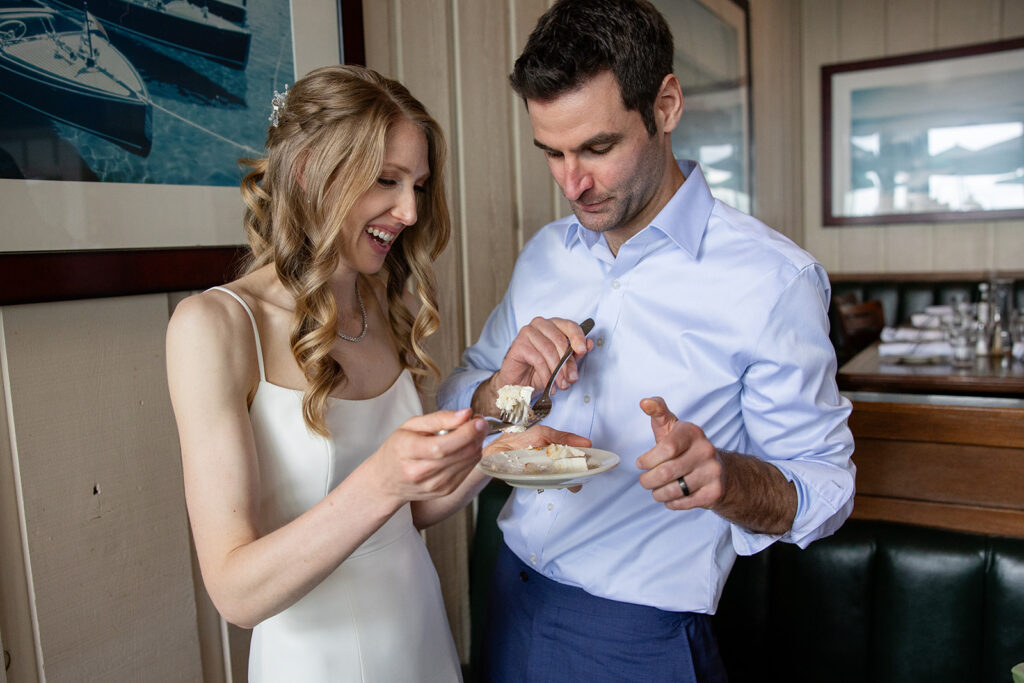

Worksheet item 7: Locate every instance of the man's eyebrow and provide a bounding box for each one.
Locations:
[533,132,623,154]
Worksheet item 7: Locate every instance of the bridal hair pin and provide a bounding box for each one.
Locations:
[269,85,289,127]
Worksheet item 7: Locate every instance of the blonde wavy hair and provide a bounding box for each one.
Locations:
[239,65,450,436]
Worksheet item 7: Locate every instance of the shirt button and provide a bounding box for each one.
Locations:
[595,337,605,347]
[611,280,621,289]
[583,395,591,403]
[529,554,537,564]
[547,503,554,511]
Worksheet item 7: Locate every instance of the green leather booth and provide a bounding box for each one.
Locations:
[715,518,1024,683]
[468,481,1024,682]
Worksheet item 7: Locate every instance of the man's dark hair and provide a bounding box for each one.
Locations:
[509,0,674,136]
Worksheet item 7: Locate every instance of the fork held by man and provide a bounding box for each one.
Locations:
[529,317,595,421]
[499,317,594,425]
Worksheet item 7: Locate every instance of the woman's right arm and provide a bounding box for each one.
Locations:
[166,293,485,628]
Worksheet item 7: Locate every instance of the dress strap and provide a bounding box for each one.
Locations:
[207,286,267,382]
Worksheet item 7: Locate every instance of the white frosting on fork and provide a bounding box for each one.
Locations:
[496,384,533,417]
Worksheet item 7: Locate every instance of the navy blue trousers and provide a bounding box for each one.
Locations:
[481,544,729,683]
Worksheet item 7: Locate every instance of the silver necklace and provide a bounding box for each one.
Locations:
[337,280,367,342]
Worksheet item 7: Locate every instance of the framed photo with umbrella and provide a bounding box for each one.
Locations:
[822,37,1024,226]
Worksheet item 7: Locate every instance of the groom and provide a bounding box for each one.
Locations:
[439,1,856,680]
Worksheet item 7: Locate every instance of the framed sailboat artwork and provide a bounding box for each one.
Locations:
[0,0,364,304]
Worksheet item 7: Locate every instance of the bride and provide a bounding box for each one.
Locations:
[165,64,587,682]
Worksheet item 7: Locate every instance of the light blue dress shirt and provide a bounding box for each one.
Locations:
[438,161,855,614]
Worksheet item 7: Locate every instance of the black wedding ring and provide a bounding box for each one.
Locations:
[677,476,690,497]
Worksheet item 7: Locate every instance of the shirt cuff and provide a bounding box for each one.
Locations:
[437,366,494,411]
[729,456,856,556]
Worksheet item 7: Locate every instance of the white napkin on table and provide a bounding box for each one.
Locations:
[910,313,953,329]
[880,326,947,342]
[878,341,952,358]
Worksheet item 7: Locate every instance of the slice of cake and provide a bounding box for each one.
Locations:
[551,456,589,473]
[544,444,590,473]
[544,444,586,460]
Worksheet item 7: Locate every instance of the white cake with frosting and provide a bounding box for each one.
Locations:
[545,444,589,473]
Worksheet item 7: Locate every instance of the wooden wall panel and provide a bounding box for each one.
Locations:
[849,398,1024,538]
[1005,0,1024,35]
[453,0,519,343]
[848,401,1024,448]
[936,0,1001,46]
[885,0,935,52]
[0,312,38,682]
[852,496,1024,538]
[801,0,840,268]
[854,440,1024,509]
[513,0,561,248]
[750,0,803,241]
[362,0,396,76]
[3,296,200,680]
[394,0,462,389]
[838,0,886,59]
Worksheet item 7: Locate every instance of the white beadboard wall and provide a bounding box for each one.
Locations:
[1,1,1022,681]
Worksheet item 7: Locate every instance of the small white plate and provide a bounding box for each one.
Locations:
[478,447,620,490]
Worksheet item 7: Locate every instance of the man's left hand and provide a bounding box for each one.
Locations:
[635,396,723,510]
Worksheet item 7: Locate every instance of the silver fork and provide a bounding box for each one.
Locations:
[438,415,517,437]
[524,317,595,425]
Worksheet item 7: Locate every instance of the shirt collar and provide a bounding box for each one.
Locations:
[562,160,714,259]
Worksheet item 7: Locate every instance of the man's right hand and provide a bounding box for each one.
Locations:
[471,316,594,416]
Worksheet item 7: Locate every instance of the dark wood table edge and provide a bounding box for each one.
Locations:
[837,343,1024,398]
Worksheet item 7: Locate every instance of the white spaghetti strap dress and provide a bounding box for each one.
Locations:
[209,287,462,683]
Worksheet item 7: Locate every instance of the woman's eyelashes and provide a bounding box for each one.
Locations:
[376,177,427,193]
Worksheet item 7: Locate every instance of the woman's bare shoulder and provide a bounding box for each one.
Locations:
[168,267,279,341]
[169,287,252,343]
[166,284,266,403]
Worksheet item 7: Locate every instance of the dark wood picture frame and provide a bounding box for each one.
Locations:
[0,0,366,306]
[822,37,1024,227]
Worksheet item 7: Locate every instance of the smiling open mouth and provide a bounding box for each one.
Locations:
[366,227,396,246]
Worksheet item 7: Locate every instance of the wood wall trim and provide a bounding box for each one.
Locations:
[853,438,1024,510]
[829,270,1024,283]
[849,401,1024,448]
[851,495,1024,539]
[0,247,247,306]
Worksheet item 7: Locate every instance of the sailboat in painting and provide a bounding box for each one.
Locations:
[51,0,251,69]
[0,3,152,155]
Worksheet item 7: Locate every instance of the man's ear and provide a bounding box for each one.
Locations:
[655,74,684,134]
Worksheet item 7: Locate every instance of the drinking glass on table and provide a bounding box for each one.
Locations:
[1011,308,1024,361]
[946,300,976,367]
